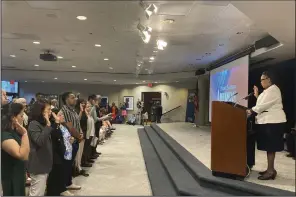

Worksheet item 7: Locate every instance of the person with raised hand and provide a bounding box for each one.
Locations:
[1,103,30,196]
[27,99,58,196]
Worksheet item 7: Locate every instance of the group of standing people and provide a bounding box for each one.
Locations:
[1,91,114,196]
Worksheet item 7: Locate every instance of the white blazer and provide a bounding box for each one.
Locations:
[252,85,286,124]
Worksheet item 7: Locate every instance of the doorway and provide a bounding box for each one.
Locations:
[141,92,161,121]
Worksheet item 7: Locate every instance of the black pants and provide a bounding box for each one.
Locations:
[47,163,65,196]
[66,142,79,187]
[82,138,92,164]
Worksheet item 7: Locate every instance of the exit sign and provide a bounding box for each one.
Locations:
[148,83,153,87]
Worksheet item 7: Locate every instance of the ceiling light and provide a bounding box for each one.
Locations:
[95,44,101,47]
[114,80,117,82]
[10,55,16,58]
[176,81,179,83]
[137,23,152,44]
[143,81,146,82]
[145,69,148,71]
[155,82,158,83]
[157,40,167,50]
[109,67,113,69]
[145,4,158,19]
[104,58,109,61]
[72,65,76,68]
[54,78,58,80]
[57,56,63,59]
[42,81,44,83]
[84,79,87,81]
[150,57,155,60]
[33,41,40,44]
[149,60,153,63]
[77,16,87,20]
[34,64,39,67]
[136,83,139,84]
[25,81,27,83]
[162,19,175,24]
[153,51,158,53]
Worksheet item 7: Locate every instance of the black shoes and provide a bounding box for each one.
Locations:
[79,170,89,177]
[258,170,277,180]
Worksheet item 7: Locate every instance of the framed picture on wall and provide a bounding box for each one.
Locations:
[123,96,134,111]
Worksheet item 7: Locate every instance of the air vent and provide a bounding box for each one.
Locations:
[250,58,275,67]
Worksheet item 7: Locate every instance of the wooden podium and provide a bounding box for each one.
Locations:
[211,101,247,179]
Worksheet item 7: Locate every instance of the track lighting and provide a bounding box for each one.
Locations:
[137,23,152,44]
[157,39,167,50]
[139,1,158,19]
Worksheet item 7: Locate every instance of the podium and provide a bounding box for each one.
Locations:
[211,101,254,179]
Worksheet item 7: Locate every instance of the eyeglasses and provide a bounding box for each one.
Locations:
[261,77,269,82]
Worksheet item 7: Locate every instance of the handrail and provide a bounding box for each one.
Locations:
[161,105,181,116]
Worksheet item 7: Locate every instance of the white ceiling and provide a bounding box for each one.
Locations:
[1,1,294,85]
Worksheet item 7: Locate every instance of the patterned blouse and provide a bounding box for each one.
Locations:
[60,125,72,160]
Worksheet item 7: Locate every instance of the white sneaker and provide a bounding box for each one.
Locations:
[60,190,74,196]
[66,184,81,190]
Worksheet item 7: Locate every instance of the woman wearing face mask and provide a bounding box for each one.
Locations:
[1,103,30,196]
[27,99,58,196]
[247,71,286,180]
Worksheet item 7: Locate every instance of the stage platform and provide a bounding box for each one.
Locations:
[157,122,295,193]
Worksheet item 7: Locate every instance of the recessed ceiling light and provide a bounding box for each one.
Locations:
[77,16,87,20]
[10,55,16,58]
[67,82,70,84]
[33,41,40,44]
[162,19,175,24]
[72,65,76,68]
[136,83,139,84]
[54,78,58,80]
[57,56,63,59]
[109,67,113,69]
[143,81,146,82]
[104,58,109,61]
[25,81,27,83]
[145,69,148,71]
[149,60,153,63]
[95,44,101,47]
[153,51,158,53]
[176,81,179,83]
[42,81,44,83]
[114,80,117,82]
[84,79,87,81]
[150,57,155,60]
[155,82,158,83]
[34,64,39,67]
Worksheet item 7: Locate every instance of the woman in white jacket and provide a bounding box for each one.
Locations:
[247,71,286,180]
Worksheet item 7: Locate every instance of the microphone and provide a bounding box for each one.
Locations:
[234,92,253,107]
[243,92,254,100]
[227,92,238,102]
